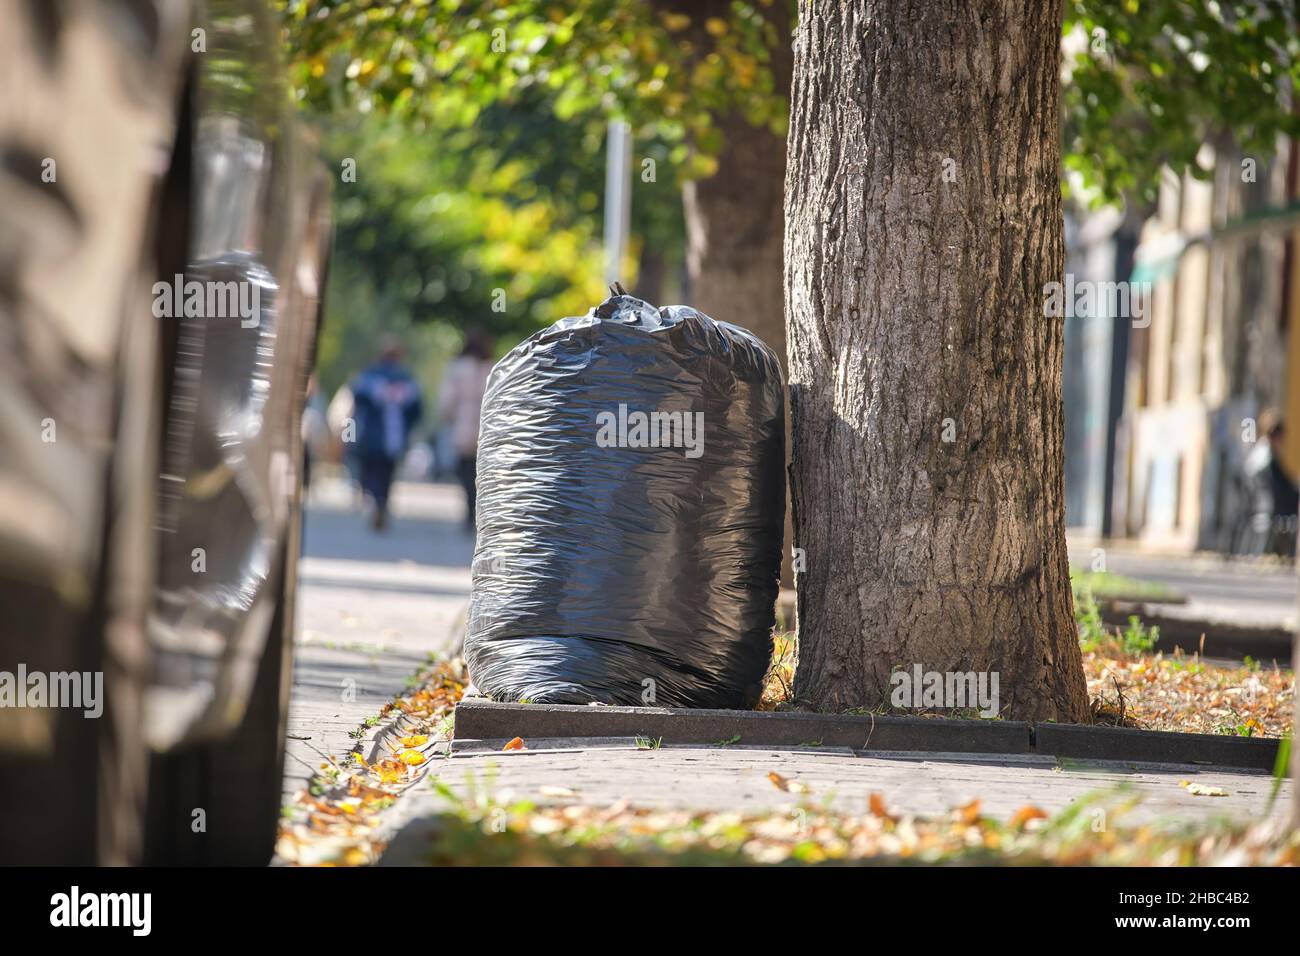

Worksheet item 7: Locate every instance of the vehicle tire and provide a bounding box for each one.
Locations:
[142,524,300,866]
[0,0,196,867]
[0,310,159,866]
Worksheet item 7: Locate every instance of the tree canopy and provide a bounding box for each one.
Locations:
[1062,0,1300,207]
[280,0,1300,391]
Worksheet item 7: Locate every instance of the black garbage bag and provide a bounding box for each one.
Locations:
[464,291,784,709]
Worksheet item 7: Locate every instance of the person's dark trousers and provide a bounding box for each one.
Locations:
[456,456,477,527]
[360,454,397,518]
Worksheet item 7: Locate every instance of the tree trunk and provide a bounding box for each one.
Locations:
[1293,521,1299,828]
[783,0,1089,722]
[1293,585,1299,829]
[679,0,794,586]
[684,119,786,367]
[635,244,667,304]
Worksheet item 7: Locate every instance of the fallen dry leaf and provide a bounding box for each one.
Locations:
[1084,648,1292,737]
[1009,805,1049,828]
[868,792,897,822]
[372,758,406,784]
[1182,781,1230,797]
[503,736,526,751]
[767,771,810,794]
[281,657,469,866]
[956,799,982,825]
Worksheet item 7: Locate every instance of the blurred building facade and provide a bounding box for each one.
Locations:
[1063,136,1300,554]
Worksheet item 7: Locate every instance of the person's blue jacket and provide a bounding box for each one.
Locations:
[350,360,423,461]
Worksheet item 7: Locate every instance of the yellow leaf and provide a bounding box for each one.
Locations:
[399,735,428,747]
[1009,805,1049,828]
[372,758,405,784]
[343,846,368,866]
[399,750,426,765]
[956,799,982,825]
[1182,782,1229,797]
[705,17,727,37]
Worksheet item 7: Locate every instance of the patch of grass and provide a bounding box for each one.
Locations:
[1075,590,1160,656]
[1074,589,1109,651]
[634,735,663,750]
[1070,569,1179,602]
[713,734,741,747]
[434,713,456,741]
[1117,615,1160,656]
[1211,709,1264,737]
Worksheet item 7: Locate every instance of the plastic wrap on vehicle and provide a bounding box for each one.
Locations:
[464,292,785,709]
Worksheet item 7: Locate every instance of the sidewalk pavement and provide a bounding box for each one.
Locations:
[377,739,1292,864]
[279,478,472,817]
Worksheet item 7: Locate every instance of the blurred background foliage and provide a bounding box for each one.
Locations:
[1062,0,1300,208]
[278,0,783,396]
[277,0,1300,397]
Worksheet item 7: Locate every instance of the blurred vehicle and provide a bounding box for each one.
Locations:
[0,0,330,864]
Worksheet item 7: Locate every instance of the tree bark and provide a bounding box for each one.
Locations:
[1292,198,1300,830]
[679,0,794,586]
[783,0,1090,721]
[684,117,786,365]
[1293,565,1299,829]
[635,244,667,305]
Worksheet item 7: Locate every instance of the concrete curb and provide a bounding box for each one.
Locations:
[453,699,1284,772]
[455,700,1033,753]
[1100,601,1294,663]
[1034,723,1281,770]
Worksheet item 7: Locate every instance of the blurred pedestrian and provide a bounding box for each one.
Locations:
[1239,408,1299,556]
[439,327,493,531]
[350,336,423,530]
